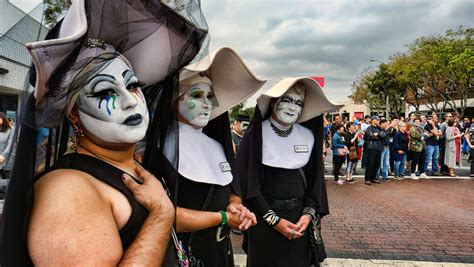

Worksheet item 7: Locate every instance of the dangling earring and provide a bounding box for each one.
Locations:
[70,122,84,152]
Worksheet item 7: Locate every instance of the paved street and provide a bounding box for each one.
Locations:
[323,178,474,263]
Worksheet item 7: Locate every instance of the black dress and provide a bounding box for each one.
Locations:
[174,176,234,267]
[35,153,177,265]
[247,165,310,267]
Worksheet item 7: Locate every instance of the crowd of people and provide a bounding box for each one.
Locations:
[325,112,474,185]
[0,112,14,194]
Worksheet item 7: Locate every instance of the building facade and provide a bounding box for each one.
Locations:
[0,1,48,122]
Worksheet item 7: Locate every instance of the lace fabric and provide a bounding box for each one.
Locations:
[27,0,208,129]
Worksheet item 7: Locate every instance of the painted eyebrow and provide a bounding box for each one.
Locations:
[88,74,116,93]
[281,95,295,101]
[295,99,304,106]
[281,95,304,105]
[122,70,135,86]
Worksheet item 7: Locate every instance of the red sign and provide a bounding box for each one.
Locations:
[311,76,324,87]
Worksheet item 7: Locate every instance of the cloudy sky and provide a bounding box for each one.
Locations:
[11,0,474,104]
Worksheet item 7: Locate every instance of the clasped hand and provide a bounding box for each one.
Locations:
[226,203,257,230]
[274,214,311,240]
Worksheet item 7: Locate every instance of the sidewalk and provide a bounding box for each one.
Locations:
[233,254,474,266]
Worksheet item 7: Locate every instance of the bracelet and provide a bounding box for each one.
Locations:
[303,207,317,220]
[220,210,227,226]
[263,210,280,227]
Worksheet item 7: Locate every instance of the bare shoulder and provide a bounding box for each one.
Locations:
[34,168,99,197]
[28,169,122,265]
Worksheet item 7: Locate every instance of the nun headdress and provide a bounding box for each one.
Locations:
[0,0,208,265]
[161,47,266,197]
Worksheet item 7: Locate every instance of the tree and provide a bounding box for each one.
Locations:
[350,65,405,118]
[43,0,71,27]
[354,26,473,117]
[229,101,257,121]
[368,63,405,117]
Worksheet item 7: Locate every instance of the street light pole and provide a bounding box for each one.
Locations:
[386,94,390,118]
[370,59,390,117]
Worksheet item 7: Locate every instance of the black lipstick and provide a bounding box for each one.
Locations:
[123,113,143,126]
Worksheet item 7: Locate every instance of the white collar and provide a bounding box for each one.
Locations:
[262,119,314,169]
[164,122,233,186]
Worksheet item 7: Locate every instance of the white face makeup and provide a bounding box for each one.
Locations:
[273,87,305,125]
[179,82,214,128]
[76,56,149,144]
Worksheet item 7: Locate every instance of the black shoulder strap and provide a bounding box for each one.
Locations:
[298,168,307,189]
[39,153,135,201]
[188,185,215,247]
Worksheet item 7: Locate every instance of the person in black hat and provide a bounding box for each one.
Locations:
[364,116,387,185]
[232,113,250,153]
[360,114,372,168]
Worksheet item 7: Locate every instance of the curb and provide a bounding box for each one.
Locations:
[233,255,474,266]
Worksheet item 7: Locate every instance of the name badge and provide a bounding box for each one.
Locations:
[294,145,309,153]
[219,162,231,172]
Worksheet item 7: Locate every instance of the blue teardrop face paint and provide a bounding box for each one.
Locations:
[76,56,150,144]
[105,95,111,115]
[97,95,113,116]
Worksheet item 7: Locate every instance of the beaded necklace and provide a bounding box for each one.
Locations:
[270,122,293,137]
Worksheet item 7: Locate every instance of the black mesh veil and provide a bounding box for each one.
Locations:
[0,0,208,265]
[30,0,208,129]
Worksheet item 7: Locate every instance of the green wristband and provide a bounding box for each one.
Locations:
[220,210,227,226]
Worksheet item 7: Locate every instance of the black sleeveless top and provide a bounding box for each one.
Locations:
[36,153,148,250]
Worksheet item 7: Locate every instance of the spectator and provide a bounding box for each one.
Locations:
[393,122,409,179]
[445,119,463,176]
[407,112,416,129]
[364,116,386,185]
[323,118,330,174]
[464,119,474,177]
[330,114,342,136]
[405,112,417,173]
[332,124,347,185]
[439,113,453,175]
[409,117,428,179]
[453,121,462,168]
[420,115,428,128]
[344,122,359,183]
[360,115,371,168]
[462,117,470,133]
[462,117,471,156]
[0,112,14,179]
[387,119,399,177]
[424,113,441,175]
[377,119,391,181]
[231,113,250,153]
